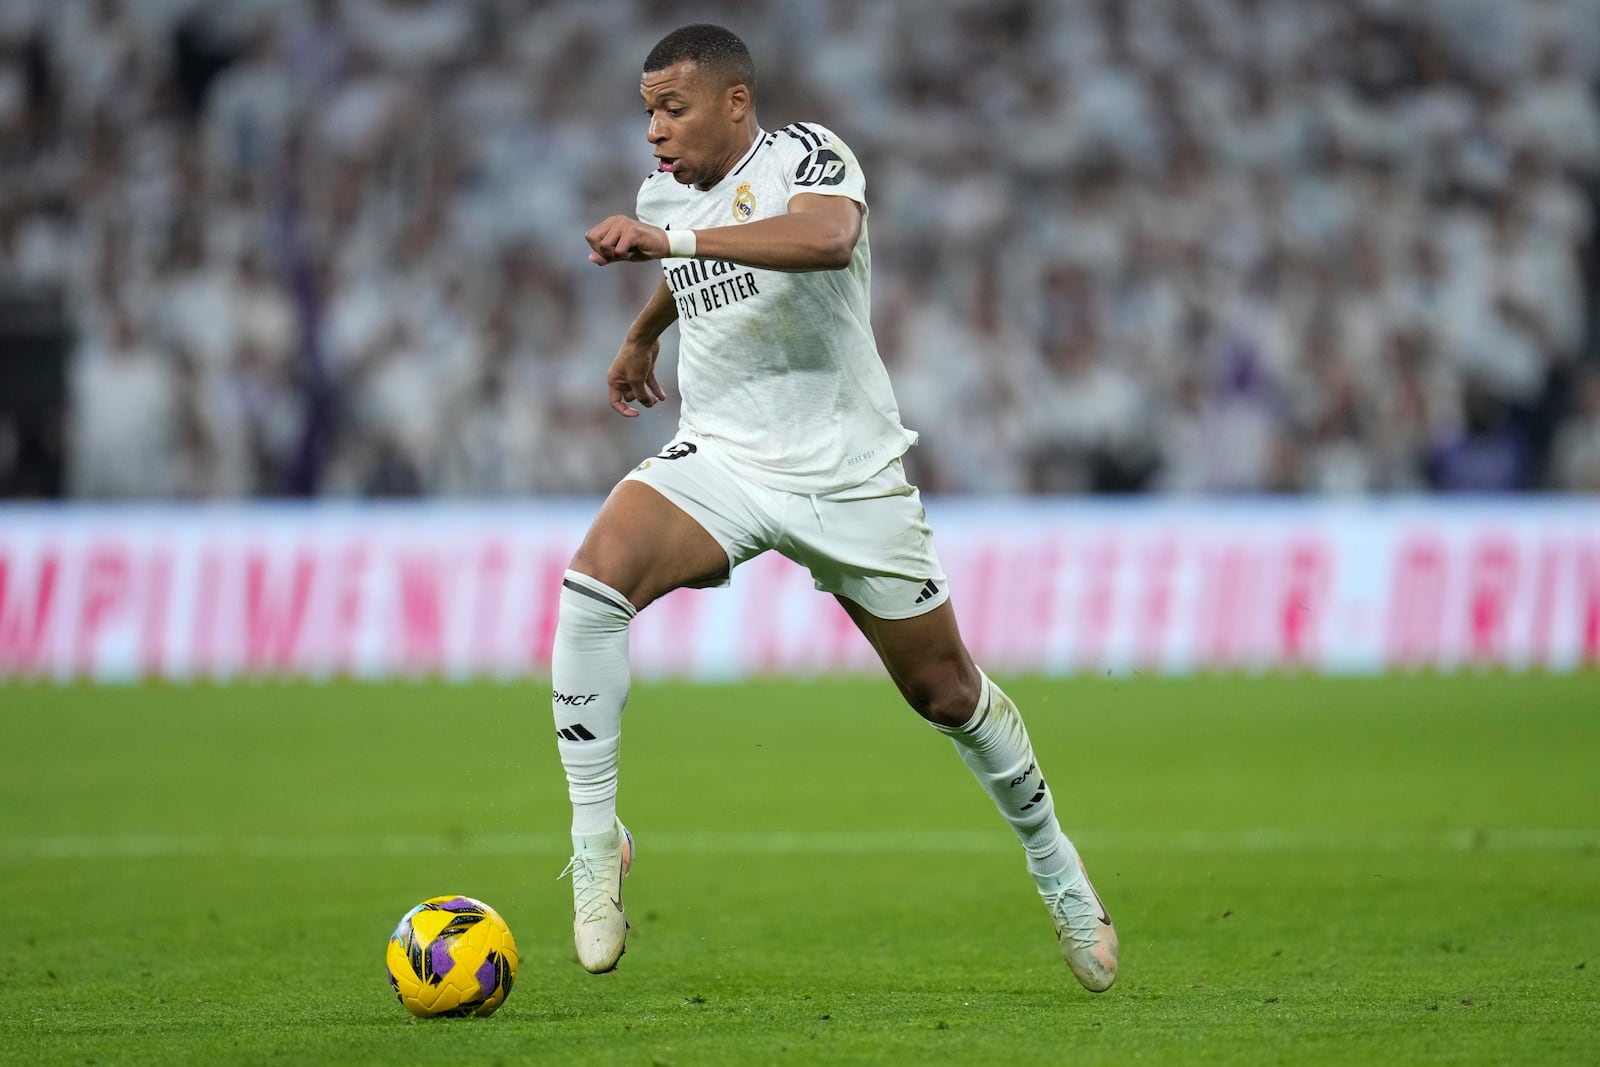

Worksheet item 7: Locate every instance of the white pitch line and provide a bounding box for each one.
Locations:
[1,828,1597,861]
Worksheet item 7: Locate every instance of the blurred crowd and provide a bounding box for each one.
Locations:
[2,0,1599,499]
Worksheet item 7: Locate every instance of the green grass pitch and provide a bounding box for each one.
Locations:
[2,673,1596,1065]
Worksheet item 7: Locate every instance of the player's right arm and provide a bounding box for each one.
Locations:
[608,277,677,417]
[585,195,859,272]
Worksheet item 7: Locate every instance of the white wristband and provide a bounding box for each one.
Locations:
[667,228,697,259]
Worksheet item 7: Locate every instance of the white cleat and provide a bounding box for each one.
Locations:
[1042,856,1119,992]
[558,818,634,973]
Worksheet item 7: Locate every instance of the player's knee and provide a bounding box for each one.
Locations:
[901,665,983,729]
[567,540,645,608]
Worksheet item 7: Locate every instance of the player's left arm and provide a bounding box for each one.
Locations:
[585,193,862,273]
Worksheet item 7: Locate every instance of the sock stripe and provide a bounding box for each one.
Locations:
[563,576,635,617]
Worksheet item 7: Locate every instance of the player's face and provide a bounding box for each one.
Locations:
[640,61,745,189]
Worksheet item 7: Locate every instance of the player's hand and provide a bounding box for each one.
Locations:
[586,216,668,265]
[607,337,666,416]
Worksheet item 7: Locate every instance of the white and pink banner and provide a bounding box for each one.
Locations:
[1,499,1598,681]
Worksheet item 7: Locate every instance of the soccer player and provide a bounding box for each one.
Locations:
[555,23,1118,993]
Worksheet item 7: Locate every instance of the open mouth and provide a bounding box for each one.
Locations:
[656,157,680,173]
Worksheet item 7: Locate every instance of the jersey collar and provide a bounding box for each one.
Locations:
[708,129,767,190]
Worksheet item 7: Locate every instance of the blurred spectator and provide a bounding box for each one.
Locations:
[66,303,182,497]
[1,0,1596,500]
[1550,363,1600,490]
[1428,379,1534,491]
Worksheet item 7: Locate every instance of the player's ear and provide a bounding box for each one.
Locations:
[726,82,751,120]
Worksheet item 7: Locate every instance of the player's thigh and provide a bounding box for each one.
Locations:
[835,596,981,727]
[569,480,729,610]
[574,438,780,609]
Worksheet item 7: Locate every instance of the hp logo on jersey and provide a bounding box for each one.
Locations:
[794,148,846,187]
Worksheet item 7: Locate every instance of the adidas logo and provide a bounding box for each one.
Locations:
[1019,777,1048,812]
[913,579,940,604]
[556,723,597,742]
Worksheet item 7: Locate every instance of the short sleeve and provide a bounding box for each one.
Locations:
[776,123,867,208]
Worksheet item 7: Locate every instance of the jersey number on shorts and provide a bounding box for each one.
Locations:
[657,441,699,461]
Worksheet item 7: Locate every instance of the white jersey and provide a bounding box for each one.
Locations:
[635,122,917,495]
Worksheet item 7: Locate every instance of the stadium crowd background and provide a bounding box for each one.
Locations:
[1,0,1598,501]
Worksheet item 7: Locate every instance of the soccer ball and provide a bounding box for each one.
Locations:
[385,895,518,1018]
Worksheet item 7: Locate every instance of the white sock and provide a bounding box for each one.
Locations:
[937,673,1079,887]
[551,570,635,837]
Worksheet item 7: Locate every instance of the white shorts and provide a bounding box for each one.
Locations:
[622,437,950,620]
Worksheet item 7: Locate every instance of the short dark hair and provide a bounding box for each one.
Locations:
[643,24,756,93]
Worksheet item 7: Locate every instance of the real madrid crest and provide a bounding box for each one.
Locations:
[731,182,756,223]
